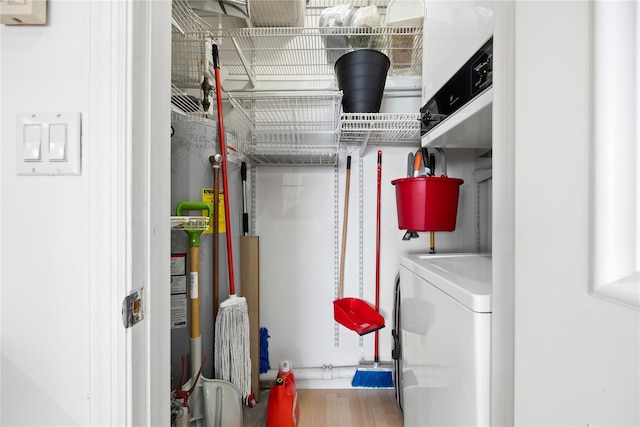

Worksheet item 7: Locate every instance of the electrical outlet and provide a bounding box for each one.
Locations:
[0,0,47,25]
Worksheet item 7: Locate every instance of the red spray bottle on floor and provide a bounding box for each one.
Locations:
[266,360,299,427]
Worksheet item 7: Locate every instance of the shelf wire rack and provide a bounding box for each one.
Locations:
[229,90,342,165]
[172,0,216,88]
[339,112,422,148]
[171,84,210,121]
[214,25,422,90]
[180,0,424,163]
[206,0,421,90]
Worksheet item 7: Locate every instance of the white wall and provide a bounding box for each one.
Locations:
[513,2,639,425]
[1,3,92,424]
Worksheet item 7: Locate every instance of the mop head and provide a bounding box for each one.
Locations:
[351,365,394,388]
[214,297,251,399]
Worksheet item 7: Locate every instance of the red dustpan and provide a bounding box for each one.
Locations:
[333,156,385,336]
[334,298,384,336]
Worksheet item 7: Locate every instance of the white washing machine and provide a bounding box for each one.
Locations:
[399,253,492,427]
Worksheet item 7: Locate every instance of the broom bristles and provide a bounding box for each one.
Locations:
[351,366,394,388]
[214,300,251,398]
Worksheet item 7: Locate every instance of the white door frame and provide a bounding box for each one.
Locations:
[129,0,172,424]
[491,2,516,425]
[88,1,171,424]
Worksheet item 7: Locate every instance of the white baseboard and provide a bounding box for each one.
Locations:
[297,377,355,389]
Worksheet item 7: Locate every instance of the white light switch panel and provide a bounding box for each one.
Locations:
[16,112,81,176]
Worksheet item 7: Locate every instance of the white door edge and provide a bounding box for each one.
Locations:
[87,1,171,425]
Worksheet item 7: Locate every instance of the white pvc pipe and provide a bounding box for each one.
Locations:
[260,364,392,381]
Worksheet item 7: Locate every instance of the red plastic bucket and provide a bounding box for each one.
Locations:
[391,176,464,232]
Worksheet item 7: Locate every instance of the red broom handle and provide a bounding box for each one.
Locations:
[374,150,382,362]
[213,44,236,296]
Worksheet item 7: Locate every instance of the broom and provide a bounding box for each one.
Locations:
[212,43,251,400]
[352,151,394,388]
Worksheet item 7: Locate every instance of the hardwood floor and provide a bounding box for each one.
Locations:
[297,389,404,427]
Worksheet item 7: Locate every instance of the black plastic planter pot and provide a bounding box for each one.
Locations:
[335,49,390,113]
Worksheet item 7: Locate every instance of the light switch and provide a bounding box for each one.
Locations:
[49,124,67,161]
[23,124,42,161]
[16,112,81,176]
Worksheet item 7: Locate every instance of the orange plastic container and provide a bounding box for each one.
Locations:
[276,360,295,386]
[266,360,299,427]
[391,176,464,232]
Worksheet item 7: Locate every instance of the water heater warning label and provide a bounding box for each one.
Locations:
[202,187,226,234]
[171,275,186,294]
[171,294,187,329]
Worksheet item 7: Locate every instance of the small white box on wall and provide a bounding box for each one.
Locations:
[0,0,47,25]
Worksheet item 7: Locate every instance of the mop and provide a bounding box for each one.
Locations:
[211,43,251,400]
[352,151,394,388]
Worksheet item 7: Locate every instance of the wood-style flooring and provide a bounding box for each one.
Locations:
[297,389,403,427]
